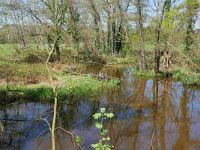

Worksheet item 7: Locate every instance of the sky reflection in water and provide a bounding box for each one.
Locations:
[1,65,200,150]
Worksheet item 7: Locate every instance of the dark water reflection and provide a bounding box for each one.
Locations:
[1,65,200,150]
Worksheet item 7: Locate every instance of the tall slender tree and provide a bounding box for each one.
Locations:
[153,0,172,73]
[88,0,101,50]
[163,0,172,68]
[135,0,147,72]
[184,0,198,54]
[67,0,80,51]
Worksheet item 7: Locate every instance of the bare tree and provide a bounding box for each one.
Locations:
[2,1,27,48]
[106,0,130,54]
[27,0,68,60]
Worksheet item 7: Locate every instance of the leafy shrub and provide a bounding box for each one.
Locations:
[91,108,114,150]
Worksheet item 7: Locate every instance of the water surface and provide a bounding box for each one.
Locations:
[1,65,200,150]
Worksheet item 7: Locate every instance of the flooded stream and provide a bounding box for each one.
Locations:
[1,65,200,150]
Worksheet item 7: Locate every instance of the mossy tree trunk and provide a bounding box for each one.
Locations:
[184,0,198,55]
[153,0,170,73]
[163,0,172,68]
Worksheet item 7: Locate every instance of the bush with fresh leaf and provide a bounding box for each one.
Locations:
[91,108,114,150]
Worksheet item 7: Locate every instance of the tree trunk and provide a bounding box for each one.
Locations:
[154,25,161,73]
[135,0,147,72]
[184,0,197,54]
[68,0,80,51]
[153,1,168,73]
[107,12,111,53]
[163,0,172,68]
[116,24,122,54]
[55,42,60,61]
[88,0,101,50]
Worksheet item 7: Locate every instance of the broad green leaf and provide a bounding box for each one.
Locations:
[100,129,107,135]
[93,113,102,119]
[105,113,114,118]
[95,122,103,129]
[100,108,106,113]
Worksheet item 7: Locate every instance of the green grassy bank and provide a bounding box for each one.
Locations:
[0,75,119,101]
[0,45,120,101]
[133,68,200,86]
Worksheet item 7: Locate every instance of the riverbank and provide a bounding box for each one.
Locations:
[133,67,200,86]
[0,52,120,101]
[0,75,119,102]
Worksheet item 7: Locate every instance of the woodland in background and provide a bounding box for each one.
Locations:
[0,1,199,150]
[0,0,199,74]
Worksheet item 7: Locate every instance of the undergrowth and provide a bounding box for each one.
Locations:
[133,67,200,86]
[172,69,200,86]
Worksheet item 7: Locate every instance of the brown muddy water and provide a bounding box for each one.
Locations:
[1,65,200,150]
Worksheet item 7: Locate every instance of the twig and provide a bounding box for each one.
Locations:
[149,127,155,150]
[33,116,52,131]
[33,129,50,141]
[55,127,84,150]
[55,127,74,143]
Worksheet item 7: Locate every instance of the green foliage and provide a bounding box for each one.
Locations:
[59,74,119,98]
[91,108,114,150]
[173,69,200,86]
[75,135,81,145]
[0,26,19,44]
[0,74,119,101]
[121,45,130,55]
[20,48,49,63]
[0,49,120,100]
[133,67,200,87]
[105,55,133,65]
[145,44,155,52]
[162,3,184,34]
[133,68,156,77]
[0,60,48,81]
[133,68,172,79]
[0,44,17,57]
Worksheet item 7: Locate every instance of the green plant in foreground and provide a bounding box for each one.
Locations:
[75,135,81,144]
[91,108,114,150]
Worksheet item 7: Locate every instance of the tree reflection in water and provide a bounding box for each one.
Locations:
[1,65,200,150]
